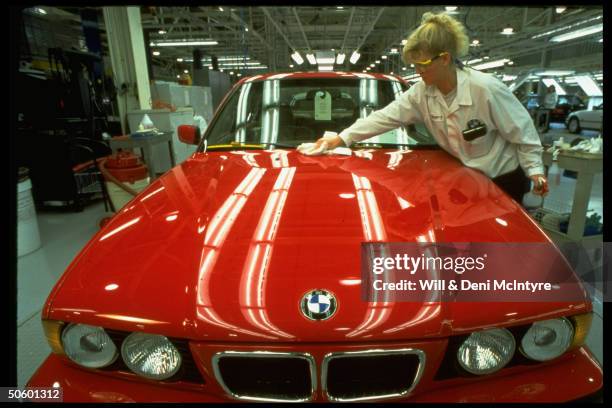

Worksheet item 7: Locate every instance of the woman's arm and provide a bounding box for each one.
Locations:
[314,85,424,149]
[487,80,548,195]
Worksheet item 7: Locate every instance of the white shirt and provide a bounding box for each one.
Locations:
[339,67,544,178]
[544,92,558,109]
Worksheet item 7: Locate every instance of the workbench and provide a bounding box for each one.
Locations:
[109,132,176,179]
[541,149,603,246]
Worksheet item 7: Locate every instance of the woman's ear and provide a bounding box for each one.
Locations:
[442,53,452,66]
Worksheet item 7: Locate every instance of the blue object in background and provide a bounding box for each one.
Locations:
[559,213,603,236]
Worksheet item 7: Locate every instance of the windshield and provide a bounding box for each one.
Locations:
[203,76,436,149]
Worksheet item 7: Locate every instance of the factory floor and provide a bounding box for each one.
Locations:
[16,121,603,393]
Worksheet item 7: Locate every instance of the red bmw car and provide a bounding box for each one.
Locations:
[28,72,602,402]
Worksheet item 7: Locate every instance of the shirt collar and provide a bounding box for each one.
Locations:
[425,67,472,106]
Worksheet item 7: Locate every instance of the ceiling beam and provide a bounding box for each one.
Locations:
[227,8,273,51]
[340,7,356,52]
[355,8,386,51]
[292,7,311,51]
[261,7,297,51]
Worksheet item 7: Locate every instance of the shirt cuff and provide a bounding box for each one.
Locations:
[525,166,545,177]
[338,131,353,147]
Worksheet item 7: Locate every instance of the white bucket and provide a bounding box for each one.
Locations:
[17,178,42,257]
[106,177,150,210]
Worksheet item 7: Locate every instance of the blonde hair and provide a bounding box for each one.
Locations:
[402,12,469,65]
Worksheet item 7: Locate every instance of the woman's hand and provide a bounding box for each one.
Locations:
[529,174,549,196]
[313,134,344,150]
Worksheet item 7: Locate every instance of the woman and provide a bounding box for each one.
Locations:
[314,12,548,202]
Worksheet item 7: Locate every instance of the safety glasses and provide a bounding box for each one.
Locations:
[413,52,448,70]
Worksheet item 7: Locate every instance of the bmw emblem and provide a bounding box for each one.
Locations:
[300,289,337,321]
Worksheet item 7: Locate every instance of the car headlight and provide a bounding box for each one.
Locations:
[121,332,182,380]
[457,328,515,375]
[520,317,574,361]
[61,323,118,368]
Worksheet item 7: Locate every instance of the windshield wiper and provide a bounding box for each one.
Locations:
[207,141,296,150]
[260,142,296,148]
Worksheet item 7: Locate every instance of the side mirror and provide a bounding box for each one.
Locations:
[178,125,201,145]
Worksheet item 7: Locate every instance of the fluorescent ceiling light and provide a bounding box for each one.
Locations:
[219,61,262,66]
[349,51,361,64]
[291,51,304,65]
[471,39,480,45]
[185,56,252,62]
[403,74,420,82]
[176,75,180,78]
[370,63,375,67]
[317,57,335,64]
[306,53,317,65]
[390,48,398,54]
[218,7,224,11]
[502,75,517,82]
[507,61,514,65]
[150,40,218,46]
[158,30,166,34]
[152,51,160,56]
[555,6,567,13]
[318,65,334,71]
[535,70,575,76]
[574,75,602,96]
[402,67,407,71]
[381,55,387,60]
[336,53,346,64]
[336,6,344,9]
[531,15,602,39]
[550,24,602,42]
[445,6,458,11]
[176,58,183,62]
[472,58,510,70]
[542,78,567,95]
[183,62,264,69]
[375,60,381,64]
[501,27,514,35]
[289,64,294,68]
[184,70,189,73]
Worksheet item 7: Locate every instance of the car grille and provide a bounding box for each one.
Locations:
[322,349,425,402]
[212,351,316,402]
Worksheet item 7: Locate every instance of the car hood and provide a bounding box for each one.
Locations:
[46,149,589,342]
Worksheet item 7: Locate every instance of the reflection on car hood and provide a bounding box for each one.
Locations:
[46,149,589,342]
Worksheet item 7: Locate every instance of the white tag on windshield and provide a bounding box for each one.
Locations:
[314,91,332,121]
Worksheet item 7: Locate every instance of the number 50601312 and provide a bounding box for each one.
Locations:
[4,387,63,402]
